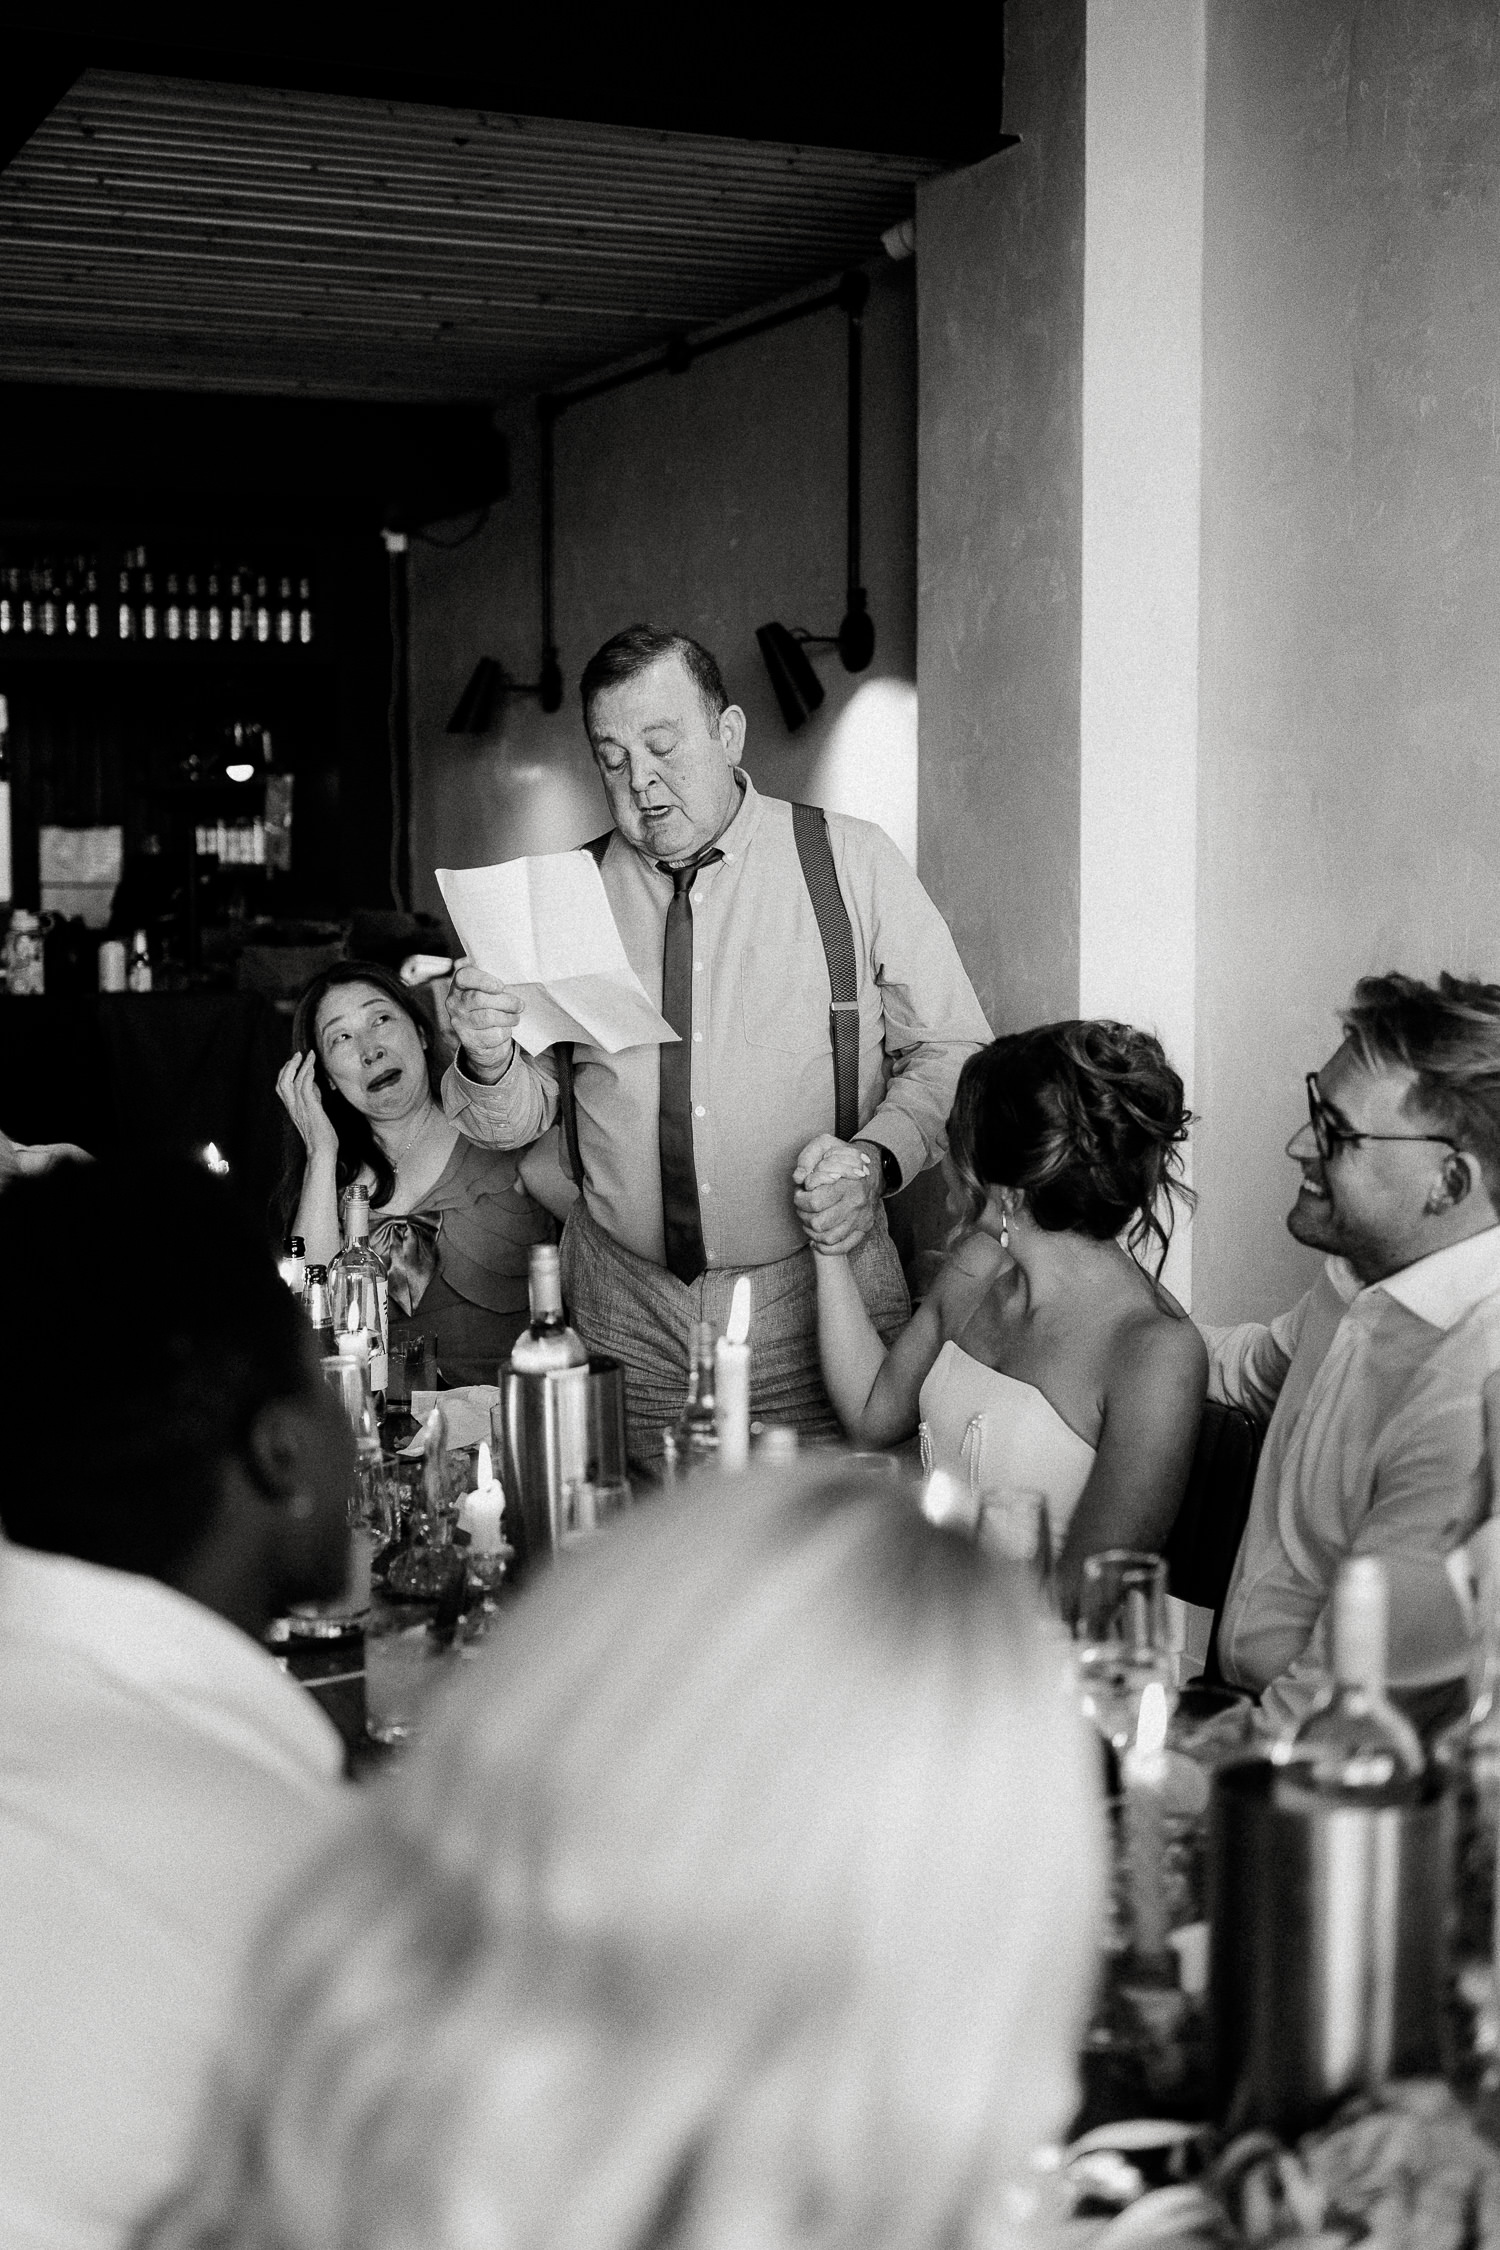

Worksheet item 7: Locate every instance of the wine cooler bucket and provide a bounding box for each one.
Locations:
[1208,1757,1452,2135]
[493,1357,627,1574]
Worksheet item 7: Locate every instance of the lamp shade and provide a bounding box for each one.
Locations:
[756,623,826,733]
[447,657,507,734]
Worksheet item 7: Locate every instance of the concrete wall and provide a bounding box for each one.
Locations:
[407,263,918,922]
[1195,0,1500,1319]
[915,0,1085,1036]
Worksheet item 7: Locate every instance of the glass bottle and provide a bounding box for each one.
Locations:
[304,1263,334,1356]
[0,567,13,635]
[330,1182,390,1398]
[1277,1557,1424,1805]
[63,559,78,637]
[118,559,135,641]
[1437,1580,1500,2096]
[185,572,200,641]
[206,567,222,642]
[141,565,158,641]
[509,1243,588,1372]
[254,575,271,643]
[85,564,100,640]
[126,927,152,994]
[39,561,57,637]
[165,572,181,641]
[297,574,313,644]
[276,575,294,643]
[277,1234,307,1296]
[228,569,244,642]
[669,1320,720,1470]
[20,568,34,634]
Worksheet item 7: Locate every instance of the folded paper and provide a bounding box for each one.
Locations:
[436,850,677,1055]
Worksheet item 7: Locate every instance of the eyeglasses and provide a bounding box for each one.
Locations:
[1303,1072,1462,1162]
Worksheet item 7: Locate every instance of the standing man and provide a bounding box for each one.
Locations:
[443,624,990,1463]
[1211,972,1500,1727]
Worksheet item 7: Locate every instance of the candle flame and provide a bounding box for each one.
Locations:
[346,1300,361,1335]
[201,1141,230,1175]
[1135,1680,1169,1759]
[726,1274,752,1346]
[477,1440,493,1489]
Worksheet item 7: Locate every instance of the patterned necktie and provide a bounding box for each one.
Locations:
[658,852,721,1283]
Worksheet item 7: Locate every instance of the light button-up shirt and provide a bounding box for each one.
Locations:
[444,776,991,1270]
[1212,1227,1500,1725]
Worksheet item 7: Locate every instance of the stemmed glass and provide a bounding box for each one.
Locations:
[1073,1550,1176,1757]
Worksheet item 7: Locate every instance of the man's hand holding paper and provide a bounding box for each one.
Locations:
[437,851,678,1060]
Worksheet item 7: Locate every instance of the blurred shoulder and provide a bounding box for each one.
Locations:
[1109,1283,1210,1396]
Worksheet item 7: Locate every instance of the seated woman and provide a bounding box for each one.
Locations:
[807,1020,1207,1609]
[138,1462,1104,2250]
[276,960,554,1385]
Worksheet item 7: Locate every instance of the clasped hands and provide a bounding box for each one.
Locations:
[793,1132,882,1258]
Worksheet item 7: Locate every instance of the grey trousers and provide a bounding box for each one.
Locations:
[559,1200,911,1473]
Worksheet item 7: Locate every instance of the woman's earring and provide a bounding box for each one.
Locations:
[999,1203,1010,1252]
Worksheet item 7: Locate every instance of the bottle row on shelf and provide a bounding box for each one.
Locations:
[0,549,316,650]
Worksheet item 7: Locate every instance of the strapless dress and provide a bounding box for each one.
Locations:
[917,1340,1096,1548]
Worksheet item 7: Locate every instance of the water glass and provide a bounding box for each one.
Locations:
[364,1602,454,1745]
[1075,1550,1174,1756]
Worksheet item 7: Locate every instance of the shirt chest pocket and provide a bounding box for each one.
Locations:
[739,949,833,1054]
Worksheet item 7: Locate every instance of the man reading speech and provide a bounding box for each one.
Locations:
[443,625,989,1465]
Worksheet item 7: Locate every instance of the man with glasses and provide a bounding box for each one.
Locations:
[1212,972,1500,1726]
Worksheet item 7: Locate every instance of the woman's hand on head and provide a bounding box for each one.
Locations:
[276,1051,340,1164]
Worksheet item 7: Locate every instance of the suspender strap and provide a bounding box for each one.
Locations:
[790,801,860,1145]
[558,832,613,1186]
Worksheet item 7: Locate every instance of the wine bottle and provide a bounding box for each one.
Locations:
[330,1182,390,1398]
[126,928,152,993]
[509,1244,588,1372]
[304,1263,334,1356]
[1277,1557,1424,1805]
[670,1320,720,1469]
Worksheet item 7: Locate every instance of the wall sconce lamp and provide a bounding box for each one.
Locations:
[447,402,565,734]
[757,270,876,732]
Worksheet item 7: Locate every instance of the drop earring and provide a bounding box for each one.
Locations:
[999,1201,1010,1252]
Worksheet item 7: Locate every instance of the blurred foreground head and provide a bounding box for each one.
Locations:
[0,1156,350,1622]
[144,1465,1104,2250]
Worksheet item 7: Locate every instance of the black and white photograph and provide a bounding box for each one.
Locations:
[7,7,1500,2247]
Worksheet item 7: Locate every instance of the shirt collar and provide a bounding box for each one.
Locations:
[1353,1225,1500,1330]
[0,1537,344,1783]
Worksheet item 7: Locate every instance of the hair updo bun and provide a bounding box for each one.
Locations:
[946,1020,1193,1275]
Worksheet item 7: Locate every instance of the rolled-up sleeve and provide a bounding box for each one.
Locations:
[841,824,991,1187]
[442,1049,560,1150]
[1202,1296,1312,1425]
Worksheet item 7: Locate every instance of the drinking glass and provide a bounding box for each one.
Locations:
[976,1486,1053,1598]
[1074,1550,1175,1754]
[364,1602,455,1745]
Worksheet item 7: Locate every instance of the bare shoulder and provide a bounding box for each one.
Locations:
[1106,1289,1209,1397]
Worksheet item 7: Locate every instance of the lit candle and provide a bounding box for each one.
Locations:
[715,1276,752,1473]
[1123,1679,1172,1968]
[201,1140,230,1176]
[337,1297,371,1364]
[461,1439,506,1554]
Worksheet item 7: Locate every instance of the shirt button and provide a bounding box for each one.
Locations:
[694,960,703,972]
[701,1182,712,1194]
[694,1104,706,1118]
[693,1031,703,1043]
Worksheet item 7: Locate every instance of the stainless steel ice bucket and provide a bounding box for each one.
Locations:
[492,1356,627,1575]
[1208,1757,1452,2134]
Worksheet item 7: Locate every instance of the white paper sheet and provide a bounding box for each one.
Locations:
[435,850,677,1056]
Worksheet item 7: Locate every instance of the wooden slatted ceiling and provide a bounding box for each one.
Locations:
[0,71,939,402]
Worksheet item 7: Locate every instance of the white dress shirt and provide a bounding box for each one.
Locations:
[0,1540,345,2250]
[1211,1227,1500,1726]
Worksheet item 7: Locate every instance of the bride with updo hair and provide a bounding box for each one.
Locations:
[808,1019,1207,1612]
